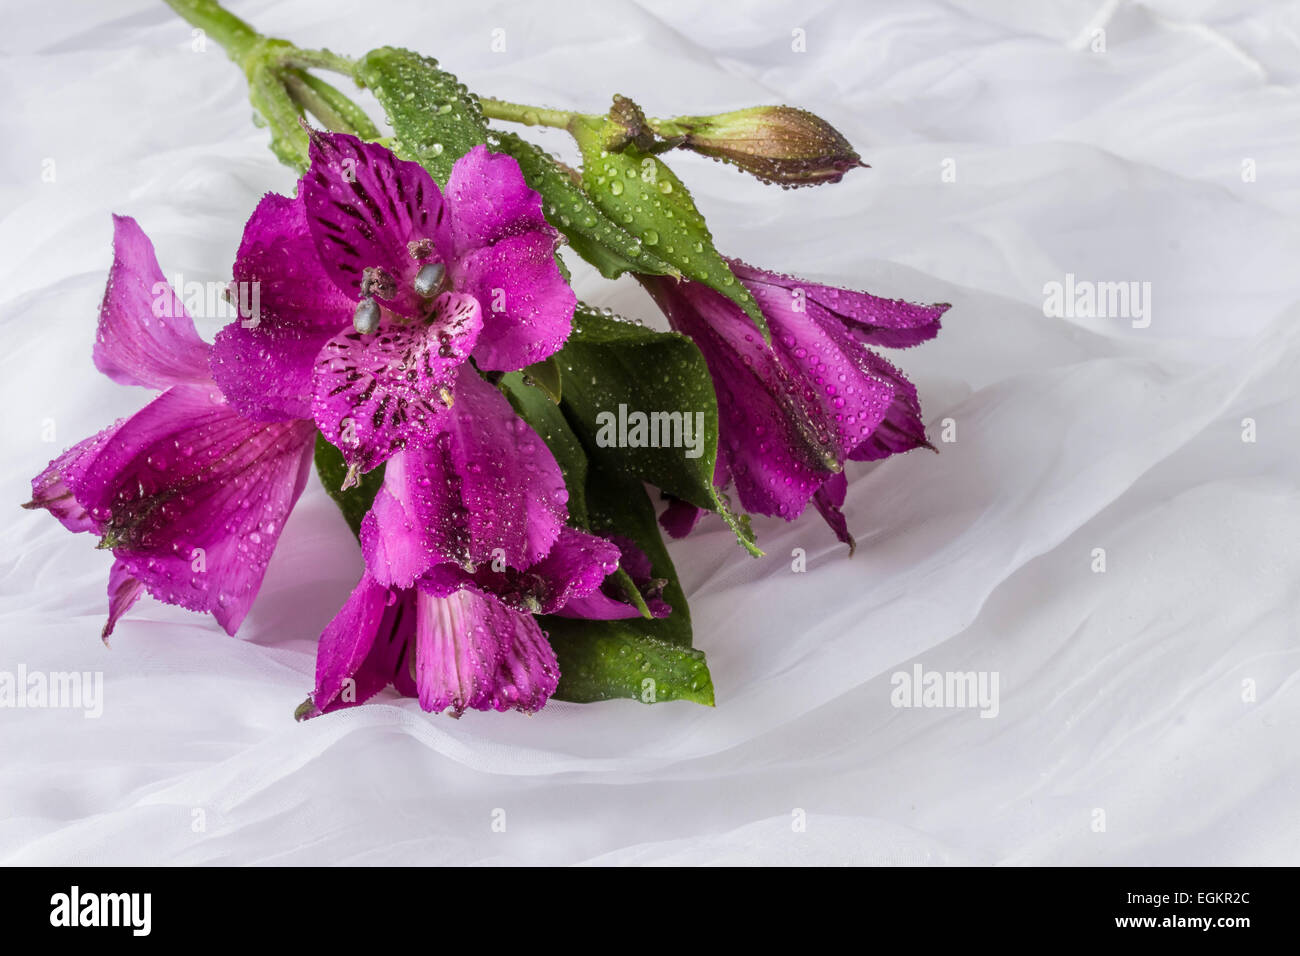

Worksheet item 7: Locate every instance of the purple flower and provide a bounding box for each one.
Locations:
[303,482,660,719]
[200,131,650,717]
[24,216,316,637]
[301,575,563,718]
[643,261,948,549]
[299,527,625,719]
[298,352,664,718]
[210,131,576,477]
[359,365,573,585]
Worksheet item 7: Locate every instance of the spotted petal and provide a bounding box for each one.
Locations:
[360,366,568,581]
[311,291,482,474]
[302,130,448,317]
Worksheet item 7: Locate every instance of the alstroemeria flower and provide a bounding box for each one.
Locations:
[644,261,948,549]
[297,362,665,717]
[24,216,316,637]
[299,574,560,718]
[210,131,576,477]
[303,506,662,718]
[299,526,627,719]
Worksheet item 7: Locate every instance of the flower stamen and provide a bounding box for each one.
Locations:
[413,262,446,298]
[353,296,380,334]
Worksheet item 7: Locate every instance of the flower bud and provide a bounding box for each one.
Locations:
[658,106,866,187]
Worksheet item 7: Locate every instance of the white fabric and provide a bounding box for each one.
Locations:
[2,0,1297,865]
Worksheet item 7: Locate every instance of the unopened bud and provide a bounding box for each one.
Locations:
[658,106,866,187]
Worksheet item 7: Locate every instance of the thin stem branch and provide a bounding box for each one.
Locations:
[281,48,357,77]
[162,0,263,69]
[479,97,590,131]
[284,70,379,139]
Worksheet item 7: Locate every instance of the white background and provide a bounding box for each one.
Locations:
[1,0,1298,865]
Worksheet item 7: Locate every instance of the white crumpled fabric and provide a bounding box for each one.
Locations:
[1,0,1297,865]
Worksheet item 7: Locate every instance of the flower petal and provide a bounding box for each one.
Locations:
[441,146,574,370]
[420,526,620,614]
[811,471,855,553]
[362,366,568,577]
[358,450,433,589]
[94,215,211,389]
[730,259,948,348]
[74,385,316,635]
[452,231,575,370]
[24,421,124,533]
[412,587,559,715]
[444,146,551,253]
[302,131,447,317]
[104,559,144,641]
[645,276,836,520]
[658,458,726,540]
[211,192,353,421]
[302,577,421,719]
[741,266,897,459]
[658,496,706,539]
[554,534,672,620]
[311,291,482,473]
[308,573,392,713]
[848,351,932,461]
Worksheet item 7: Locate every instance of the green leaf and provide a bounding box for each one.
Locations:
[503,371,710,702]
[355,47,487,184]
[570,112,769,340]
[493,130,679,280]
[546,621,715,706]
[520,355,562,404]
[503,362,697,637]
[578,455,693,644]
[499,371,588,527]
[556,304,760,556]
[313,433,384,539]
[609,567,652,619]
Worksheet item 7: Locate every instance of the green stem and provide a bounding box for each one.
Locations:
[162,0,263,69]
[285,70,378,138]
[646,117,689,139]
[163,0,376,172]
[480,97,590,131]
[282,48,357,77]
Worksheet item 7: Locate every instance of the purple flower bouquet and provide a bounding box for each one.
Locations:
[25,0,948,719]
